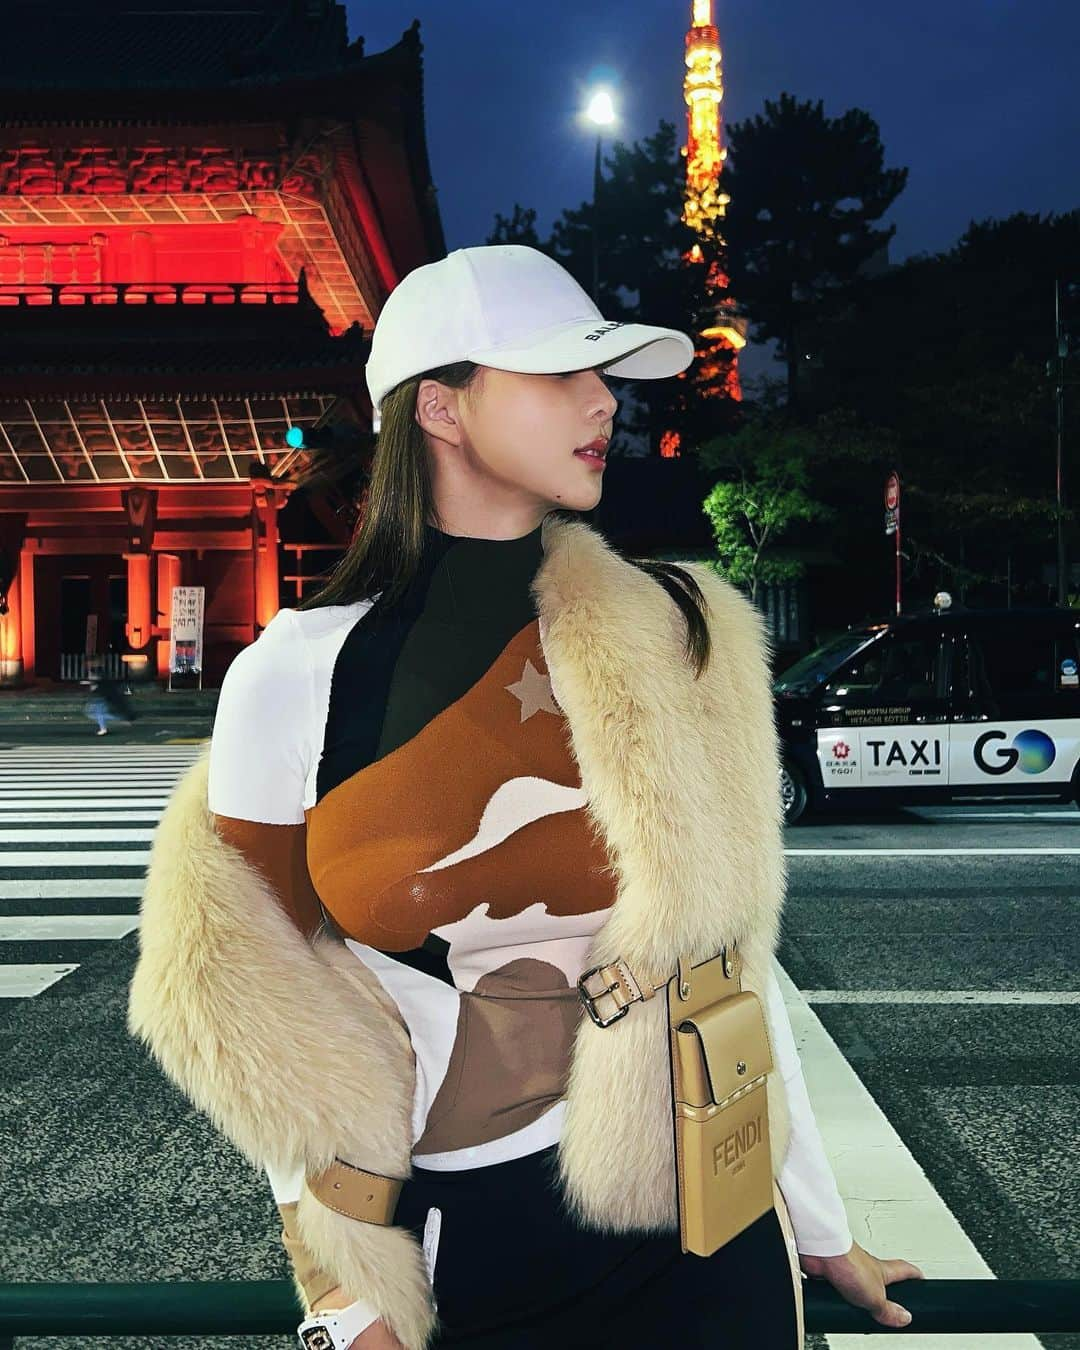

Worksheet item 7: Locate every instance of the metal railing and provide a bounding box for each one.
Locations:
[59,651,125,682]
[1,1278,1078,1342]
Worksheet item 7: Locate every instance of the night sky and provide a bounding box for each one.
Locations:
[351,0,1078,262]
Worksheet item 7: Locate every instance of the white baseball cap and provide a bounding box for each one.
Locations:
[365,244,695,411]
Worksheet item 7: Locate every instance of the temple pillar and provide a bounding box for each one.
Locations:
[0,550,23,686]
[123,550,153,682]
[18,547,34,683]
[155,552,182,681]
[124,552,152,649]
[251,479,281,632]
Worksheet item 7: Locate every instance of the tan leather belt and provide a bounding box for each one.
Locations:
[578,946,739,1028]
[305,1157,403,1226]
[577,957,664,1027]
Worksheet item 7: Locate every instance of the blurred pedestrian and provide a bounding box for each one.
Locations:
[82,659,135,736]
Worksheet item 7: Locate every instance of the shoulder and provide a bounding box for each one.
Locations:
[285,597,379,658]
[221,599,377,692]
[208,600,373,823]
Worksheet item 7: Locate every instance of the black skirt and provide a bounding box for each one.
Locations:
[395,1145,801,1349]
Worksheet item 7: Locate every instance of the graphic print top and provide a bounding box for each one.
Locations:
[211,520,618,1170]
[207,519,854,1259]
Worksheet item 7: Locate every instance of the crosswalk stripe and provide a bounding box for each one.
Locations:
[0,915,138,940]
[803,989,1080,1005]
[0,812,163,823]
[0,964,81,997]
[0,850,149,867]
[786,847,1080,856]
[0,777,190,788]
[0,746,194,998]
[0,878,146,899]
[0,756,200,765]
[0,828,157,843]
[0,751,203,758]
[0,751,202,758]
[0,793,172,803]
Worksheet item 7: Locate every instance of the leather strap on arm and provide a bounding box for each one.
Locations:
[305,1157,404,1226]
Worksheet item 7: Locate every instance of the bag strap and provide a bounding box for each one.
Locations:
[578,940,739,1028]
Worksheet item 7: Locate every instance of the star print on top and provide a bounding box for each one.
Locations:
[506,658,561,721]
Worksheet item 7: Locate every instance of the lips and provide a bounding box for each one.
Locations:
[574,437,608,461]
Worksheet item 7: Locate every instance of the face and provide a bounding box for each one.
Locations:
[415,366,618,538]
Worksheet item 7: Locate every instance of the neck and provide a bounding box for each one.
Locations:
[425,513,549,543]
[406,517,547,627]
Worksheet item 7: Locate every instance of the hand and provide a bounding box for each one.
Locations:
[799,1239,925,1329]
[309,1286,406,1350]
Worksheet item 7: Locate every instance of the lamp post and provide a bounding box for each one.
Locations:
[585,89,615,304]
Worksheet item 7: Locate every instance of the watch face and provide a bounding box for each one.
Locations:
[300,1327,336,1350]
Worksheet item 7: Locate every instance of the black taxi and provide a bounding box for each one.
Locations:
[773,606,1080,823]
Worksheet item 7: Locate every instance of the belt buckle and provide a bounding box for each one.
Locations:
[577,964,630,1028]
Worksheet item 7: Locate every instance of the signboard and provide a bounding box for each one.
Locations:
[818,719,1080,790]
[884,471,902,615]
[169,585,205,688]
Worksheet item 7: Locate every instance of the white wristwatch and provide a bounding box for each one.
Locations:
[296,1299,379,1350]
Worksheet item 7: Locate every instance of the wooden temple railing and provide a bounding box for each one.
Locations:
[0,281,301,307]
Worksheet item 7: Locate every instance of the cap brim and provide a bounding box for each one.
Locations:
[466,319,694,381]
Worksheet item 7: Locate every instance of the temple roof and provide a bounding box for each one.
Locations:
[0,276,367,399]
[0,6,445,308]
[1,0,366,90]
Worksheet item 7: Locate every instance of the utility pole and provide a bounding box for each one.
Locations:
[592,133,602,304]
[1054,279,1067,605]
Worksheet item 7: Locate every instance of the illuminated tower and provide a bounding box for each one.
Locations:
[666,0,744,449]
[683,0,726,237]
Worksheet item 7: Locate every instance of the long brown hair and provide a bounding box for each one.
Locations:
[297,361,713,678]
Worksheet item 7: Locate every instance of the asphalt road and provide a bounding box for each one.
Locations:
[0,745,1076,1349]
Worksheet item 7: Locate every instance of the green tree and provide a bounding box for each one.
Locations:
[487,204,541,247]
[698,416,835,603]
[724,93,908,409]
[811,210,1080,603]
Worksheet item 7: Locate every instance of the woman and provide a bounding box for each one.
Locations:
[128,245,922,1349]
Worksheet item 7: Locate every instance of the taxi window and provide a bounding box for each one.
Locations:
[964,631,1054,699]
[824,633,946,705]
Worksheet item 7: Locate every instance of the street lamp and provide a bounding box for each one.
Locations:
[585,89,616,303]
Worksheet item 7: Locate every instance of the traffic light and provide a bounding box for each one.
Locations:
[284,423,342,452]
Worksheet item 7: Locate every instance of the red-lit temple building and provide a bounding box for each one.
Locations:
[0,0,444,687]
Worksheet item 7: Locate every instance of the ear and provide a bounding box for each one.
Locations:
[415,379,466,448]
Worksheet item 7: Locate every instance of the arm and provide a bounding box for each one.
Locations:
[762,964,926,1328]
[269,1160,382,1339]
[129,611,434,1348]
[762,960,854,1257]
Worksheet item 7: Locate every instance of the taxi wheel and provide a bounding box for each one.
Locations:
[780,760,809,825]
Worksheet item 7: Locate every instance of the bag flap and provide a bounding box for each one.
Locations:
[680,991,773,1104]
